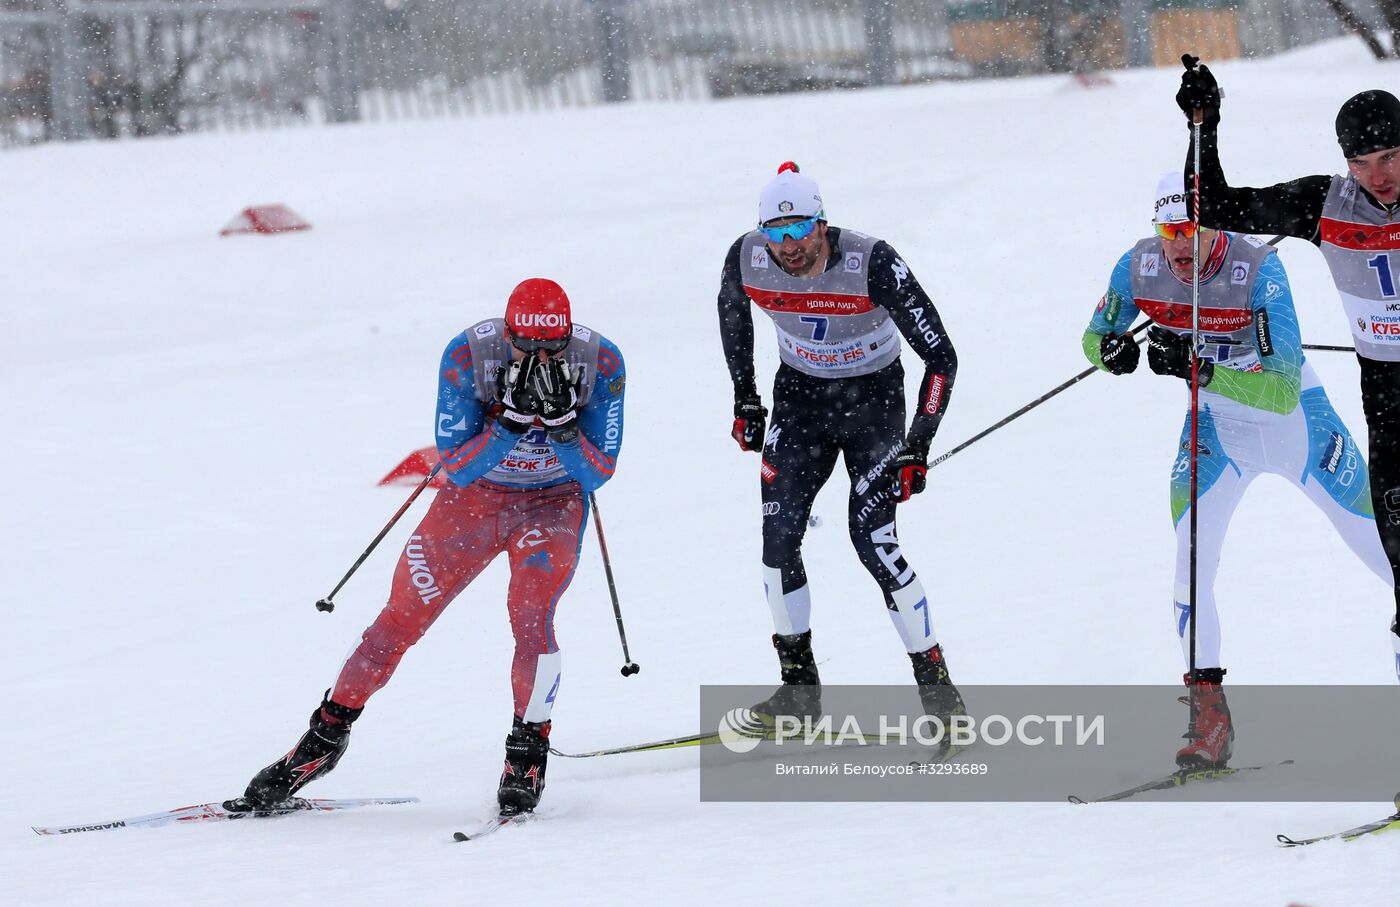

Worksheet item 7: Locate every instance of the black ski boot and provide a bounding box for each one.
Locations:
[497,717,551,816]
[226,693,362,812]
[910,644,968,760]
[748,631,822,735]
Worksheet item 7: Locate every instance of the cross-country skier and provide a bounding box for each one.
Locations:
[228,278,626,817]
[1177,56,1400,670]
[1084,172,1393,768]
[715,162,965,738]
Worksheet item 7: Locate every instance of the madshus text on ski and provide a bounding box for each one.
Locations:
[37,53,1400,845]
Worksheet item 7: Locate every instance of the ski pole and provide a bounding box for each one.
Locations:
[929,321,1153,470]
[1189,97,1205,679]
[588,492,640,677]
[315,462,442,613]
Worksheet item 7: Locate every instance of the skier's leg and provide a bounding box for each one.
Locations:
[331,482,504,709]
[1358,358,1400,618]
[841,361,935,653]
[495,483,587,814]
[760,366,840,638]
[1171,407,1252,671]
[502,484,587,724]
[1295,385,1392,582]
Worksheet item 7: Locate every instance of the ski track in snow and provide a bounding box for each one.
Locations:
[4,37,1399,906]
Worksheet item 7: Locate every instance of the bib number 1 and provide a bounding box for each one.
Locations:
[1368,254,1396,298]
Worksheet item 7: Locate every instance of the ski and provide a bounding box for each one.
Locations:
[551,732,720,758]
[452,811,536,842]
[1068,760,1293,804]
[551,724,891,759]
[32,796,419,836]
[1277,796,1400,846]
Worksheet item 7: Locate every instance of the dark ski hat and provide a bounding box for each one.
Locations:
[1336,90,1400,159]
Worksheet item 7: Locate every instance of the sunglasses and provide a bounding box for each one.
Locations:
[760,216,819,243]
[507,331,570,354]
[1154,221,1200,240]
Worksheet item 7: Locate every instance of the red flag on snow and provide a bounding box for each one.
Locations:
[379,446,449,488]
[219,204,312,236]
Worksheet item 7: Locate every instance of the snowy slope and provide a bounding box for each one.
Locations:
[4,37,1400,906]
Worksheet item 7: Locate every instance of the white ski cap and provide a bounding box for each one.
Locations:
[758,162,825,225]
[1152,171,1192,225]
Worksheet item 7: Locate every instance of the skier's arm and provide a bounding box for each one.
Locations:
[1187,123,1331,242]
[1199,254,1303,415]
[435,335,520,486]
[1083,251,1143,369]
[868,242,957,449]
[717,236,759,399]
[551,338,625,494]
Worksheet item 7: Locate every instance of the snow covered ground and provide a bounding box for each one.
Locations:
[4,36,1400,906]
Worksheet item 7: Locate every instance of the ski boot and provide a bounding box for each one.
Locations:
[746,630,822,738]
[225,692,362,812]
[910,644,969,761]
[497,717,551,816]
[1176,667,1234,769]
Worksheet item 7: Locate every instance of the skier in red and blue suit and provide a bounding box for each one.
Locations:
[232,278,625,817]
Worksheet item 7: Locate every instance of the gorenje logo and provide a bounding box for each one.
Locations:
[513,313,567,329]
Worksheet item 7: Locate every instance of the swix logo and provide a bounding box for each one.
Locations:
[603,399,622,453]
[513,313,567,330]
[405,536,443,605]
[891,258,910,290]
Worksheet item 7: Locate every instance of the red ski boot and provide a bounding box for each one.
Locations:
[1175,668,1234,769]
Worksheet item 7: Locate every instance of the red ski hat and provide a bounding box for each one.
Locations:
[505,278,572,343]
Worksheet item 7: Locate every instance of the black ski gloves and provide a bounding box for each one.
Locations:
[1147,326,1214,388]
[890,441,930,504]
[531,357,582,443]
[732,391,767,452]
[496,357,540,434]
[1176,54,1222,128]
[1099,331,1140,375]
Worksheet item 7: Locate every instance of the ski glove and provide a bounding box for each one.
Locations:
[1176,54,1222,127]
[732,393,767,452]
[1147,326,1214,388]
[530,357,582,442]
[496,356,540,434]
[1099,331,1140,375]
[890,442,930,504]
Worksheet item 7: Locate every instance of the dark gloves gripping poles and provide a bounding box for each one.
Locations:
[1176,54,1222,127]
[1099,331,1141,375]
[1147,326,1214,388]
[890,441,930,504]
[530,357,583,443]
[732,391,767,452]
[496,356,541,433]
